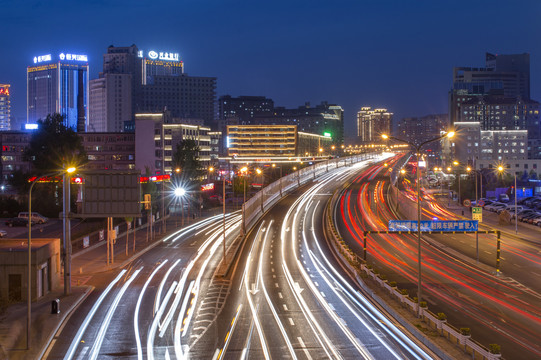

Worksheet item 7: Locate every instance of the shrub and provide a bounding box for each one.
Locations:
[400,289,409,296]
[389,281,397,287]
[460,328,471,336]
[419,301,427,308]
[437,312,446,320]
[488,344,501,354]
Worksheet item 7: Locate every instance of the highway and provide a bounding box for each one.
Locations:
[335,157,541,359]
[46,211,242,359]
[189,158,437,359]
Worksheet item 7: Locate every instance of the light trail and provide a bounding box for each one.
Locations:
[63,269,127,360]
[89,268,142,360]
[134,260,168,360]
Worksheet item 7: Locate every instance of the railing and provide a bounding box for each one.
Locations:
[242,152,380,232]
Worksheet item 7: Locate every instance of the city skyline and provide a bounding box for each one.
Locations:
[2,0,541,134]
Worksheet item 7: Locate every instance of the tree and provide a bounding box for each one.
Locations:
[529,169,538,180]
[171,139,204,186]
[24,113,87,172]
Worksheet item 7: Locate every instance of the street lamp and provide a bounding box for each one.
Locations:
[382,131,455,317]
[497,165,517,234]
[27,166,75,349]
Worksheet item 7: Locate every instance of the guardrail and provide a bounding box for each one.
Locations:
[325,176,503,359]
[242,152,380,232]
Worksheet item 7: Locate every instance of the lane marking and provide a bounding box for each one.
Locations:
[289,318,295,326]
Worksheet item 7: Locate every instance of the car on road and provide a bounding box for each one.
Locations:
[18,211,48,224]
[0,229,6,237]
[5,217,31,227]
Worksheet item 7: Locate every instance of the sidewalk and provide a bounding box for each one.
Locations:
[0,207,224,360]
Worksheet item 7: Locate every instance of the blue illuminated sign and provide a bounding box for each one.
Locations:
[388,220,478,232]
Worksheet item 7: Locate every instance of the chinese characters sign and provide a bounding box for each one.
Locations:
[388,220,478,232]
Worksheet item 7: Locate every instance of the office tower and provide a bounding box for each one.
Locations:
[450,52,530,125]
[139,74,216,125]
[89,45,140,132]
[255,102,344,144]
[89,45,216,131]
[89,74,133,132]
[27,52,89,131]
[357,107,392,143]
[397,114,449,163]
[218,95,274,132]
[0,84,10,130]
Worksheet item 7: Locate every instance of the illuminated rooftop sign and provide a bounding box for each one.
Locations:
[33,53,88,64]
[33,54,52,64]
[59,53,88,62]
[138,50,180,62]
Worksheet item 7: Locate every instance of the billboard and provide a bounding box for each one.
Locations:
[80,170,141,218]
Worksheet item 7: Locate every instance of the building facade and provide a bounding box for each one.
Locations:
[79,132,136,171]
[226,124,332,160]
[88,74,133,132]
[27,52,89,131]
[0,131,32,184]
[255,102,344,144]
[0,84,10,131]
[135,112,215,175]
[357,107,392,143]
[449,52,531,125]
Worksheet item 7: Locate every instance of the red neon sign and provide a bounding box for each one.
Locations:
[201,183,214,191]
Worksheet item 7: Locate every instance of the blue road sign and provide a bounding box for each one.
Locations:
[388,220,478,232]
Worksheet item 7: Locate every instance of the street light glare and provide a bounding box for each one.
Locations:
[174,187,186,197]
[241,166,248,173]
[256,168,262,175]
[66,167,76,173]
[381,134,389,140]
[209,166,214,172]
[447,131,455,138]
[498,166,504,172]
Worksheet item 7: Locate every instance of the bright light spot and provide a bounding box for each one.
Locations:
[175,188,186,197]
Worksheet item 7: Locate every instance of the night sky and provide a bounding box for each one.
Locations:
[2,0,540,135]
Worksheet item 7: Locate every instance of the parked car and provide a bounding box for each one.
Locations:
[530,216,541,226]
[524,197,541,207]
[5,217,32,227]
[0,229,7,237]
[516,209,538,220]
[485,202,506,212]
[18,212,48,224]
[520,212,541,222]
[498,194,510,203]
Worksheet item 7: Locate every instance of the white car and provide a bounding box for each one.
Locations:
[485,202,506,212]
[0,229,6,238]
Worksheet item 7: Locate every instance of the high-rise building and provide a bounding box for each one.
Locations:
[460,96,540,138]
[255,102,344,144]
[218,95,274,130]
[449,52,530,125]
[139,74,216,125]
[397,114,449,164]
[27,52,89,131]
[89,45,216,132]
[357,107,392,143]
[0,84,10,131]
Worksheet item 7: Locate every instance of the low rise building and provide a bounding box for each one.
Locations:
[0,238,61,304]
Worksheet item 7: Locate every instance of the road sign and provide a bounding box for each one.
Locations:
[463,199,471,207]
[389,220,478,232]
[472,207,482,222]
[478,199,485,207]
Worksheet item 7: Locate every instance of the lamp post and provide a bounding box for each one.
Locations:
[27,166,75,350]
[382,131,455,317]
[174,187,186,227]
[498,165,517,234]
